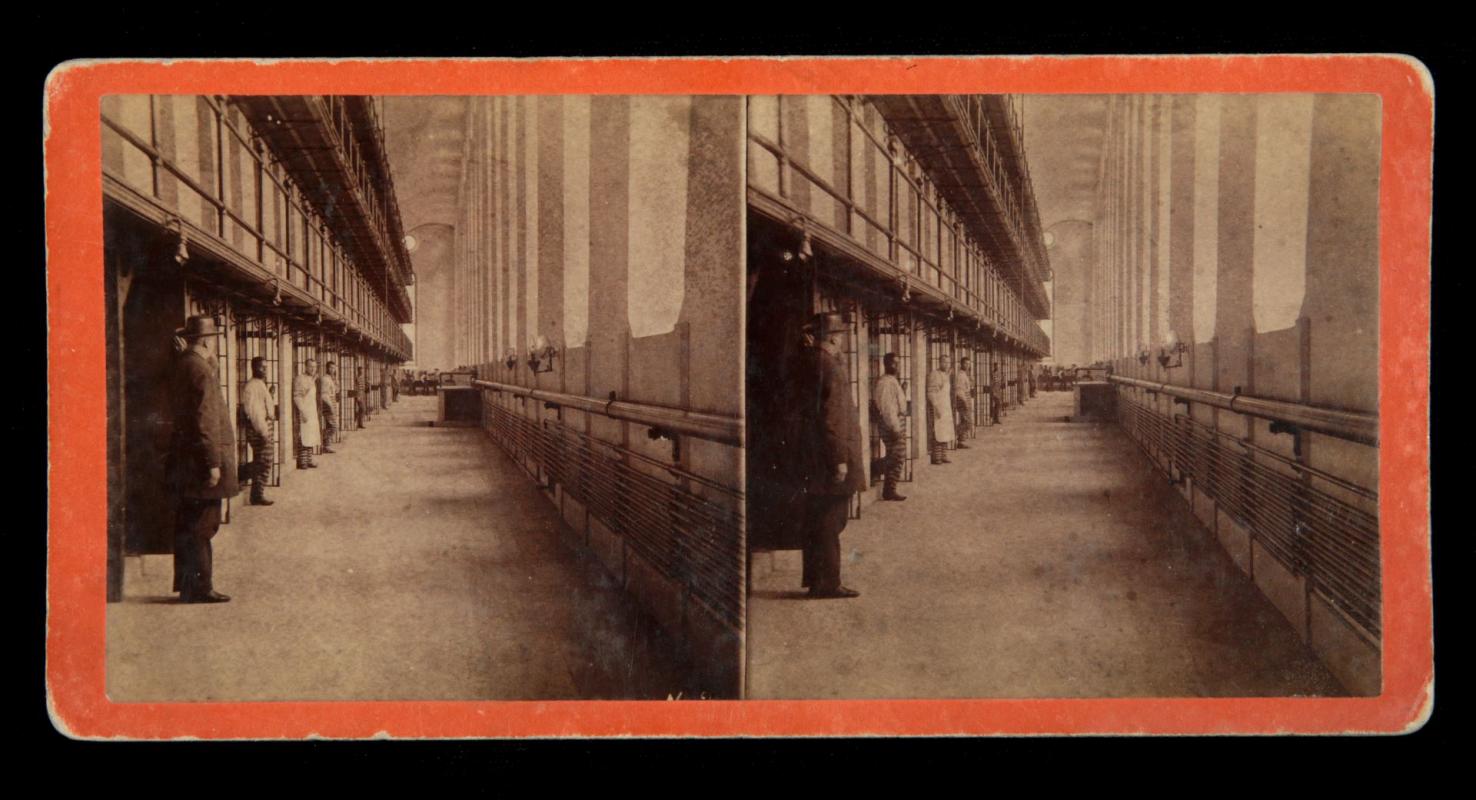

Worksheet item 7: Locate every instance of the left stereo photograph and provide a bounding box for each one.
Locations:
[100,95,747,700]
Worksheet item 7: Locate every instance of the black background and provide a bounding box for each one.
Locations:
[19,13,1465,777]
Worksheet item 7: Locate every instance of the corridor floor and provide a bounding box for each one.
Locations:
[106,395,688,701]
[747,390,1346,699]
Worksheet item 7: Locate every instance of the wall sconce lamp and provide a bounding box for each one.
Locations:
[780,217,814,264]
[527,335,559,374]
[1157,341,1189,369]
[504,348,519,370]
[167,216,190,265]
[1137,347,1151,365]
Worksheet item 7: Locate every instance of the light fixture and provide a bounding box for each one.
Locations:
[504,348,518,370]
[1137,346,1151,365]
[167,216,189,265]
[527,335,559,374]
[1157,340,1189,369]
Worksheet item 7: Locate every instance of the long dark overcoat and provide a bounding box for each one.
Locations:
[798,347,866,497]
[167,349,240,500]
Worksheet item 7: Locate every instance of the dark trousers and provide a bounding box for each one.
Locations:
[882,429,906,493]
[801,495,849,591]
[989,394,1001,424]
[355,395,366,427]
[172,497,221,597]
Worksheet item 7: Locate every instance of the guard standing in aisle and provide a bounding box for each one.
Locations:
[239,356,275,506]
[167,315,239,603]
[798,312,865,599]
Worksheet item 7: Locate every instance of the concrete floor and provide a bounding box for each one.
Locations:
[107,395,689,701]
[747,391,1347,699]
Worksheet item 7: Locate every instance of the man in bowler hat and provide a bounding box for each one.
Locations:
[798,312,865,599]
[168,315,239,603]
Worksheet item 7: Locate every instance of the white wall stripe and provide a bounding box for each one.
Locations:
[1252,94,1315,334]
[1192,95,1221,345]
[562,96,592,347]
[627,96,691,338]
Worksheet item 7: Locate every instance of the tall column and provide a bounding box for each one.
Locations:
[1302,94,1381,414]
[1168,96,1197,369]
[1214,96,1257,402]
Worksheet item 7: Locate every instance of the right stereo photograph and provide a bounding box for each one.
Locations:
[744,93,1382,700]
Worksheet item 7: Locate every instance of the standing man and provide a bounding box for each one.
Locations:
[168,315,239,603]
[239,356,275,506]
[989,362,1005,424]
[354,366,368,428]
[798,312,865,599]
[953,357,974,447]
[318,361,340,454]
[390,368,400,403]
[925,354,956,465]
[871,352,908,502]
[293,358,321,469]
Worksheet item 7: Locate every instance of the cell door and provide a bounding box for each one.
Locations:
[866,307,914,485]
[970,344,985,436]
[339,349,357,435]
[234,311,283,486]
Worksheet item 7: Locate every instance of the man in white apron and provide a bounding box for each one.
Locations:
[293,358,322,469]
[925,354,955,465]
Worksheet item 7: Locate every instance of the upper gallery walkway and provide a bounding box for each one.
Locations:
[747,390,1346,699]
[107,395,688,701]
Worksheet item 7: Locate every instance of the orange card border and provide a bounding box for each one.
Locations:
[45,55,1433,738]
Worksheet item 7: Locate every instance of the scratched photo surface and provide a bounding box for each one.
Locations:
[102,95,746,701]
[743,94,1381,699]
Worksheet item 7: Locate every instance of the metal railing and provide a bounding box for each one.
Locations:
[101,97,410,361]
[746,96,1048,357]
[1117,396,1379,642]
[480,396,744,631]
[473,381,743,448]
[1109,375,1378,446]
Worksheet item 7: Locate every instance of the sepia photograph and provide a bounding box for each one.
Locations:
[46,56,1432,738]
[744,93,1381,699]
[100,93,746,701]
